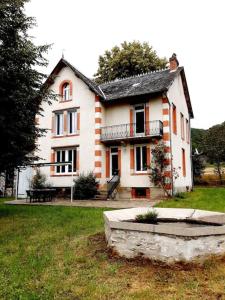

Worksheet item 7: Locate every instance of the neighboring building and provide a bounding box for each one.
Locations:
[18,53,194,200]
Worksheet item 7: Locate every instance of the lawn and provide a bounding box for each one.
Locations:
[1,187,225,300]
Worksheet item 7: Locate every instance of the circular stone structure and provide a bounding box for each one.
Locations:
[104,208,225,262]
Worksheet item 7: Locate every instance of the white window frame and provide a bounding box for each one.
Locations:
[55,112,64,136]
[134,144,147,173]
[63,83,70,101]
[55,148,77,174]
[67,110,77,135]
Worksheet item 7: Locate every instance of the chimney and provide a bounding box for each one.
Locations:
[169,53,179,71]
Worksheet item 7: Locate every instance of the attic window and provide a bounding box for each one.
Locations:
[63,83,70,101]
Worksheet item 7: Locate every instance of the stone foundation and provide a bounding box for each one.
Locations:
[104,208,225,262]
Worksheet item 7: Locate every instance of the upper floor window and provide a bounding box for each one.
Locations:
[135,145,147,172]
[172,104,177,135]
[62,82,70,101]
[186,118,189,143]
[180,113,185,140]
[68,110,77,134]
[55,112,64,136]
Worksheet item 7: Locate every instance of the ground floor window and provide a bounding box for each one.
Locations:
[135,145,147,172]
[55,148,77,174]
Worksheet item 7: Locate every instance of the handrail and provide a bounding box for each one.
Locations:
[101,120,163,141]
[107,171,120,199]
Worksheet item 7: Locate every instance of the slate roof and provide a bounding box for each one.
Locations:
[99,67,182,100]
[46,58,193,118]
[46,58,104,98]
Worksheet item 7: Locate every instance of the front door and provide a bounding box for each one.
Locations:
[135,104,145,135]
[110,147,118,176]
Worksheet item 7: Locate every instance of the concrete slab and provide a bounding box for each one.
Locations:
[5,199,158,209]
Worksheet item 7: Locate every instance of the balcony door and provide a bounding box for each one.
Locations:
[110,147,118,176]
[134,104,145,136]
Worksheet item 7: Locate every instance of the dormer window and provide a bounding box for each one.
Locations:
[62,82,70,101]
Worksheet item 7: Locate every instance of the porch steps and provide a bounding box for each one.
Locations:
[94,190,108,201]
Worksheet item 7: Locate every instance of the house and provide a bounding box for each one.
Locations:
[18,53,194,200]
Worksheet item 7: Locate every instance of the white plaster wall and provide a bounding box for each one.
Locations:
[101,98,163,188]
[167,75,193,192]
[36,66,96,187]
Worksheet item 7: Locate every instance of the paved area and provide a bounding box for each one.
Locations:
[5,199,159,209]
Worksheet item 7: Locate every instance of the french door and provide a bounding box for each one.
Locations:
[134,104,145,136]
[110,147,119,176]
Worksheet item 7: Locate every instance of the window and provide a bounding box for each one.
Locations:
[135,145,147,172]
[55,113,64,136]
[67,110,77,134]
[182,148,186,177]
[172,104,177,134]
[62,82,70,101]
[186,118,189,143]
[180,113,185,140]
[55,148,77,174]
[134,104,145,135]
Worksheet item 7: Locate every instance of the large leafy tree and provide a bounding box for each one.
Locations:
[203,122,225,183]
[94,41,167,83]
[0,0,54,173]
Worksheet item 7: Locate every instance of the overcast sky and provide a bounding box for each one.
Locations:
[26,0,225,129]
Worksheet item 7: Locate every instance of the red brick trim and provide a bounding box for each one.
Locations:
[106,150,110,178]
[95,150,102,156]
[59,80,73,99]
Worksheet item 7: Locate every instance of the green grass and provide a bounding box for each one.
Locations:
[0,187,225,299]
[156,187,225,212]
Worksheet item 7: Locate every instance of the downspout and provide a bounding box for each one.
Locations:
[166,94,174,197]
[189,116,194,190]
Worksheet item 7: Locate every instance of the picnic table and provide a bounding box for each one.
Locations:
[26,189,56,203]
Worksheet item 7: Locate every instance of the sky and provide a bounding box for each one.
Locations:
[25,0,225,129]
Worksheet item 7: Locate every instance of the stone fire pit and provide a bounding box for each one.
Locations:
[104,208,225,262]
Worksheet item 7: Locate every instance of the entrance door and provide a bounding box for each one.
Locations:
[135,105,145,135]
[110,147,118,176]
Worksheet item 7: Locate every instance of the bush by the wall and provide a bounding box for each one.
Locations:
[73,172,98,200]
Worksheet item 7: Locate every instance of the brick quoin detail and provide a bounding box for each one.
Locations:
[162,97,172,195]
[94,94,102,179]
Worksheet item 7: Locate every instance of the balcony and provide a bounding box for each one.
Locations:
[100,120,163,143]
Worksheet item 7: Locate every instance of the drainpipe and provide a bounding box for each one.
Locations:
[165,94,174,197]
[189,116,194,190]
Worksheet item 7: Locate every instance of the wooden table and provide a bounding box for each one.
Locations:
[26,189,56,203]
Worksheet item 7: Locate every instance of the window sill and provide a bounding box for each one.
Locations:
[59,99,73,103]
[131,172,149,176]
[50,173,79,177]
[52,133,80,139]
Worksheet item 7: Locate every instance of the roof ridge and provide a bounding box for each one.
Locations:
[99,67,169,86]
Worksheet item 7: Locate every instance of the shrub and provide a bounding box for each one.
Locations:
[31,169,50,189]
[73,172,98,200]
[135,210,158,224]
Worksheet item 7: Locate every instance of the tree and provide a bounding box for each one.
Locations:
[0,0,54,173]
[149,141,180,197]
[191,128,206,153]
[203,122,225,184]
[192,153,206,182]
[94,41,167,83]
